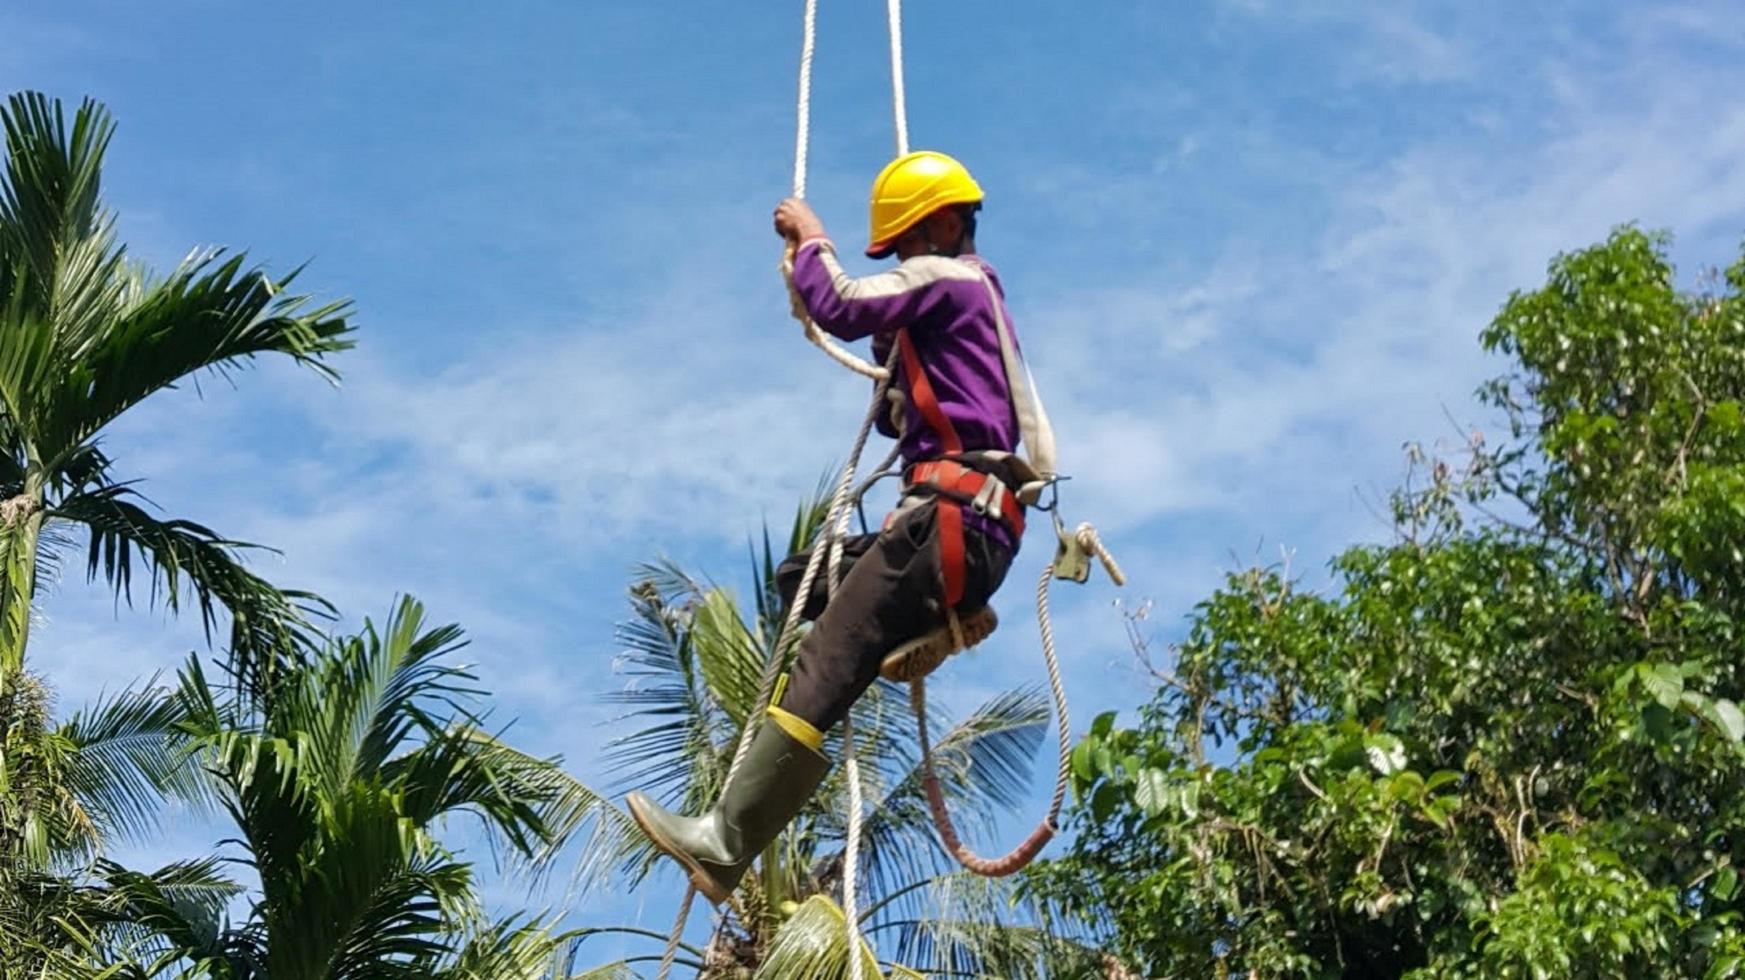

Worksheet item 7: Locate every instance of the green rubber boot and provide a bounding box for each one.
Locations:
[626,716,830,905]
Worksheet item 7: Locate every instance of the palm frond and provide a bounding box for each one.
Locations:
[690,587,767,729]
[0,93,112,291]
[58,680,213,845]
[91,857,241,948]
[749,472,838,647]
[174,655,319,896]
[51,482,320,699]
[39,249,353,466]
[439,917,585,980]
[755,894,881,980]
[52,442,114,493]
[568,964,641,980]
[602,576,727,815]
[295,597,476,800]
[387,722,644,888]
[47,858,244,978]
[265,789,471,979]
[866,871,1106,979]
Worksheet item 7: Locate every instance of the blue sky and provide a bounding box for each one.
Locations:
[6,0,1745,967]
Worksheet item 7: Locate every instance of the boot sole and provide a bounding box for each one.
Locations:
[626,794,734,906]
[880,606,998,682]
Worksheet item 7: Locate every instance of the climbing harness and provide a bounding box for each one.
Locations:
[653,2,1123,976]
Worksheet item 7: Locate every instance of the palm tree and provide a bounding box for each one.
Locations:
[0,674,227,974]
[54,596,639,979]
[570,492,1108,978]
[0,89,351,969]
[0,89,351,683]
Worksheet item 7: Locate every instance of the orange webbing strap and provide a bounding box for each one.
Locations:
[906,460,1026,539]
[936,495,966,607]
[896,327,963,455]
[897,327,970,608]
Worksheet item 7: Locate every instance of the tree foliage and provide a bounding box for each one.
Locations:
[0,89,350,684]
[54,597,629,979]
[0,88,346,973]
[1026,228,1745,978]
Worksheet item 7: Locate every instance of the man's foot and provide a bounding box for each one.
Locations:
[624,717,830,906]
[879,606,999,682]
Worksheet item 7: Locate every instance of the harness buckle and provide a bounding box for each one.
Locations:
[969,476,1000,517]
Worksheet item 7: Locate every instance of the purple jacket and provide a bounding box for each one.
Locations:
[790,239,1023,551]
[790,239,1021,462]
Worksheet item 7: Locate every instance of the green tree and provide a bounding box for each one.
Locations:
[0,90,351,680]
[57,597,635,979]
[0,674,224,973]
[1026,227,1745,978]
[572,497,1106,978]
[0,89,349,971]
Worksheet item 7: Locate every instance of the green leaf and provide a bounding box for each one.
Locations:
[1090,710,1118,740]
[1091,782,1123,824]
[1642,702,1678,742]
[1713,867,1739,902]
[1133,768,1169,816]
[1708,699,1745,744]
[1389,770,1427,804]
[1179,779,1201,820]
[1328,735,1367,772]
[1365,733,1407,775]
[1071,738,1097,784]
[1425,770,1463,793]
[1641,663,1684,709]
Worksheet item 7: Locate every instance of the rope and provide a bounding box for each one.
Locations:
[660,3,902,973]
[827,441,889,980]
[782,0,890,383]
[911,562,1071,877]
[841,9,914,969]
[793,0,818,200]
[886,0,909,156]
[652,349,898,980]
[652,887,693,979]
[841,713,866,979]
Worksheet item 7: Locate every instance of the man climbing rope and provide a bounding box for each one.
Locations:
[626,150,1048,905]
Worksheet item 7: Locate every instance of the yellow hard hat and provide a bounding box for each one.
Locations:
[866,150,984,258]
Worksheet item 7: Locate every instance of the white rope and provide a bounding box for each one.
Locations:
[839,3,911,968]
[887,0,909,156]
[841,712,867,978]
[784,0,890,383]
[830,453,870,980]
[793,0,817,200]
[652,347,898,980]
[652,887,692,979]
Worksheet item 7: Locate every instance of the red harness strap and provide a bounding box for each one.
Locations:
[897,328,963,455]
[893,328,1021,609]
[906,460,1026,540]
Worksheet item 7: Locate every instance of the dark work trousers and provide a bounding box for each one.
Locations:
[773,498,1015,733]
